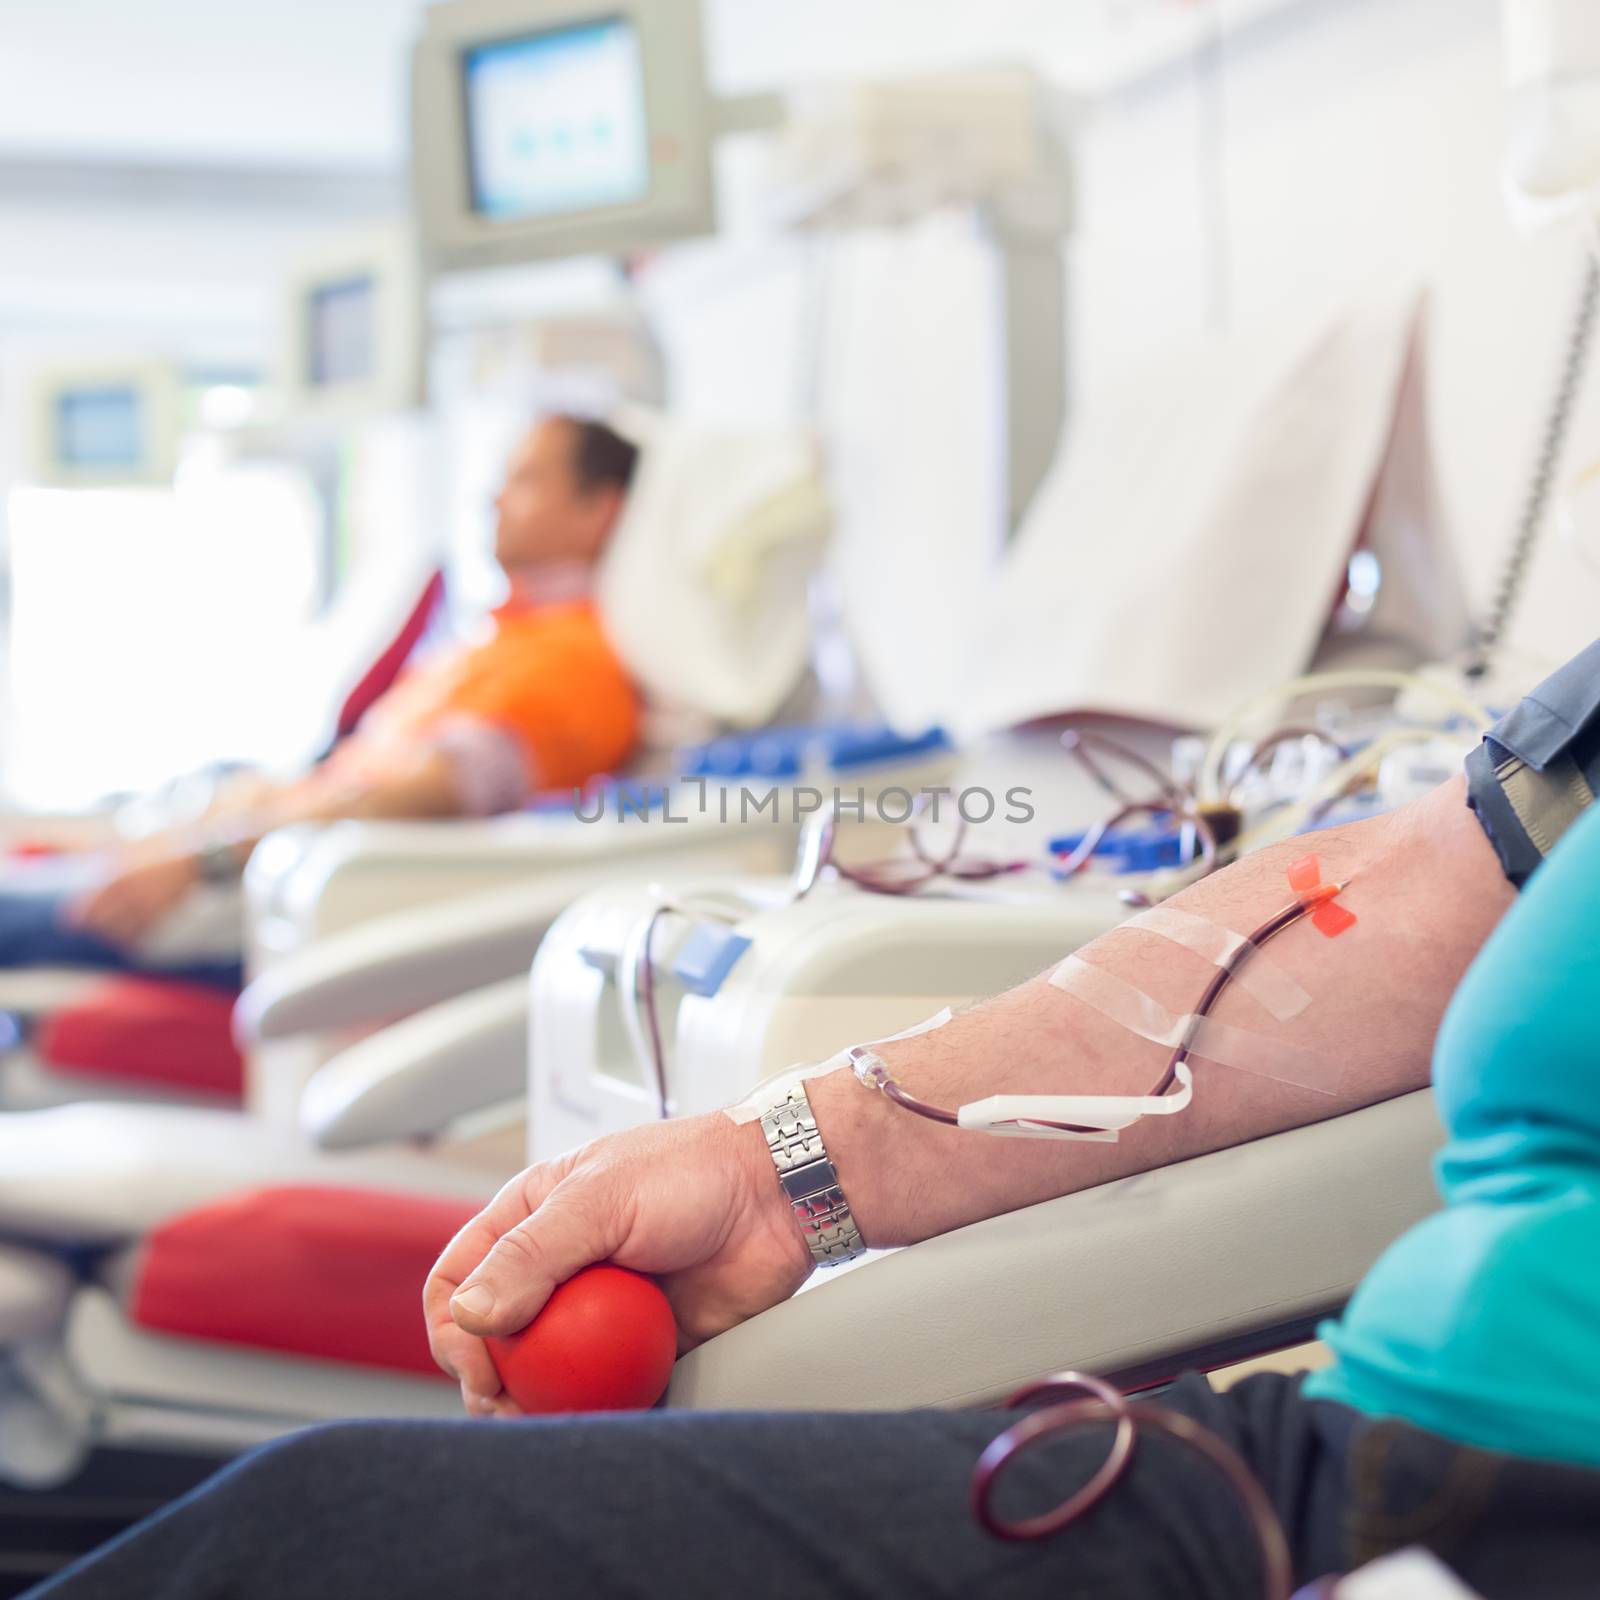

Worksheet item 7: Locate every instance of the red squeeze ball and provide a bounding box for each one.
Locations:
[486,1264,677,1415]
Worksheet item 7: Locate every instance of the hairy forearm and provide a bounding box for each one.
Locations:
[804,776,1515,1248]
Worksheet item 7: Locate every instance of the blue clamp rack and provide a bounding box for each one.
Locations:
[678,721,950,781]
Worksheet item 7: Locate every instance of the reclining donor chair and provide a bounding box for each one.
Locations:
[0,411,843,1121]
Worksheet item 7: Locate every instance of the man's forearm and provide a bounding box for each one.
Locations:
[806,775,1515,1248]
[288,749,466,826]
[179,750,468,867]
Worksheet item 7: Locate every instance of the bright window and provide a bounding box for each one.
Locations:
[5,457,325,810]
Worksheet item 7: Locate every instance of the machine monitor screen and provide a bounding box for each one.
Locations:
[307,274,378,388]
[54,386,145,470]
[463,17,651,223]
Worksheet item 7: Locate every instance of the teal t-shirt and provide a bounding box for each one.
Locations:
[1304,799,1600,1468]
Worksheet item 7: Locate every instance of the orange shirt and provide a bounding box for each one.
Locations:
[341,600,639,794]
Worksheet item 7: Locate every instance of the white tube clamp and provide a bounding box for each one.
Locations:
[956,1062,1194,1142]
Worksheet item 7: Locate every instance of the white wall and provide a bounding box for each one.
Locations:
[1065,0,1600,678]
[703,0,1600,681]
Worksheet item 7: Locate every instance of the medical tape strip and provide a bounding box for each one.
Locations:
[1124,905,1311,1023]
[723,1007,955,1125]
[1047,955,1341,1095]
[956,1062,1193,1143]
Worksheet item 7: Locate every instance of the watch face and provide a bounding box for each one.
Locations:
[199,843,240,883]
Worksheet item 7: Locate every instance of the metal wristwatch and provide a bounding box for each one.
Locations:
[195,838,245,885]
[759,1082,867,1268]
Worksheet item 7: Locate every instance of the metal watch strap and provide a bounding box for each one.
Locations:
[759,1083,866,1268]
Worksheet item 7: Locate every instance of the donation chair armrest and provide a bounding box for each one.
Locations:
[245,818,610,950]
[0,811,120,851]
[246,813,799,947]
[0,970,105,1019]
[667,1092,1443,1412]
[300,976,530,1150]
[0,1104,499,1245]
[65,1287,464,1433]
[239,878,570,1042]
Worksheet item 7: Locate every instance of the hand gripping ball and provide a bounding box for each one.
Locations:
[487,1264,678,1414]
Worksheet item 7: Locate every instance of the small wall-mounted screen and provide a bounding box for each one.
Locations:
[55,387,144,470]
[464,17,650,223]
[308,275,378,388]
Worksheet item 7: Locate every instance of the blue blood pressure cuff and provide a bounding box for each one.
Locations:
[1466,639,1600,889]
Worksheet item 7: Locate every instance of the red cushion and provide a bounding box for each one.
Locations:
[130,1186,481,1376]
[35,977,244,1098]
[334,570,446,743]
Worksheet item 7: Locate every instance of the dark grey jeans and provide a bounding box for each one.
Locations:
[22,1374,1600,1600]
